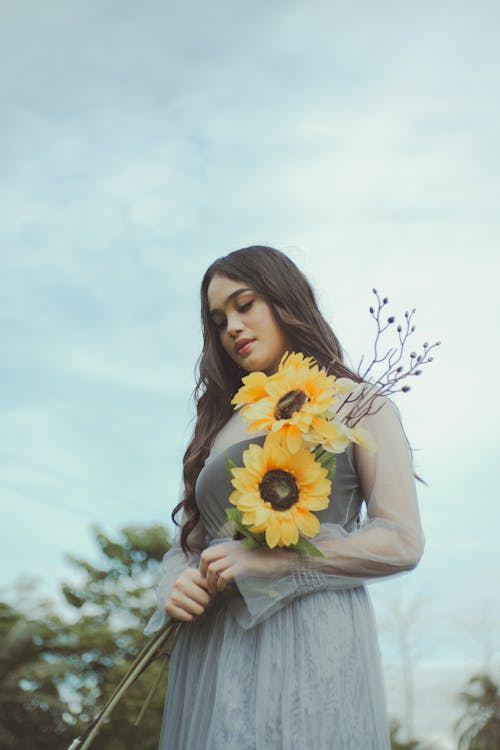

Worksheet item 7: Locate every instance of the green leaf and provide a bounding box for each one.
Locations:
[225,508,259,544]
[225,455,237,474]
[314,449,337,481]
[225,507,244,524]
[291,537,326,557]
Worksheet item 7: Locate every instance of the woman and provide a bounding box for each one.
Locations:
[145,245,424,749]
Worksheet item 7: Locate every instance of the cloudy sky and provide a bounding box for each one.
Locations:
[1,1,499,746]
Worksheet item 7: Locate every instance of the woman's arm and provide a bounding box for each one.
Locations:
[199,399,424,626]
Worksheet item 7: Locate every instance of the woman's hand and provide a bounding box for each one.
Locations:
[165,567,213,622]
[199,541,294,596]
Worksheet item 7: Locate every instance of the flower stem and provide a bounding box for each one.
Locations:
[68,620,181,750]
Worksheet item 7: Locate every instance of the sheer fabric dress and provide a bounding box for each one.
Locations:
[145,399,424,750]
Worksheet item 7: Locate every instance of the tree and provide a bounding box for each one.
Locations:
[455,674,500,750]
[0,524,172,750]
[0,597,75,749]
[61,524,172,750]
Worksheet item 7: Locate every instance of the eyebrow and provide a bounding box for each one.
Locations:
[209,287,254,316]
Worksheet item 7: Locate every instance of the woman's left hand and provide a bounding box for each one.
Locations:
[199,541,292,596]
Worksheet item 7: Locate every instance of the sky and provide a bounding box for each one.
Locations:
[1,1,499,746]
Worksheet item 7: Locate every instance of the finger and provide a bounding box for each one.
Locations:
[199,544,227,577]
[206,559,231,595]
[174,578,212,608]
[165,603,194,622]
[186,568,210,591]
[215,567,236,593]
[170,591,206,617]
[206,560,228,595]
[183,581,212,607]
[176,569,209,597]
[178,569,210,604]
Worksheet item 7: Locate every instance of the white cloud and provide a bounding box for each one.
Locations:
[62,350,193,392]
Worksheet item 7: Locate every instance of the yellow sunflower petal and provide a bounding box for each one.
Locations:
[231,477,257,494]
[231,371,270,407]
[253,504,272,525]
[285,426,303,454]
[280,515,300,546]
[241,398,275,425]
[265,516,281,548]
[294,507,321,538]
[301,493,330,511]
[264,431,288,466]
[232,491,261,509]
[304,478,332,497]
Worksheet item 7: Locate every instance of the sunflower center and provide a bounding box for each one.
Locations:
[274,389,309,420]
[259,469,299,511]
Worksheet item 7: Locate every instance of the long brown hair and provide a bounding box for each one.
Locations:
[172,245,361,552]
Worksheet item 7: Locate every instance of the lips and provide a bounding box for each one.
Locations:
[235,337,254,355]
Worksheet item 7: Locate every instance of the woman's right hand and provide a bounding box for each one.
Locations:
[165,567,213,622]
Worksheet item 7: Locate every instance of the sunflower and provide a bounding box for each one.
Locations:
[232,351,358,453]
[228,432,331,548]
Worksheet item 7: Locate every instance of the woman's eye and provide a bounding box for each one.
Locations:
[212,299,253,332]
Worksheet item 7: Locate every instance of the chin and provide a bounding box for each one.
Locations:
[242,358,268,374]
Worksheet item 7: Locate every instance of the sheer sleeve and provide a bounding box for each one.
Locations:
[143,520,207,635]
[226,398,425,628]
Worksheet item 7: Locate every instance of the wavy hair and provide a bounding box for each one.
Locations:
[172,245,361,553]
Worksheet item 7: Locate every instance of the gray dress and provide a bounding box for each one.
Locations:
[147,404,424,750]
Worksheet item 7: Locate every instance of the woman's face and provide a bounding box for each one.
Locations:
[206,274,293,375]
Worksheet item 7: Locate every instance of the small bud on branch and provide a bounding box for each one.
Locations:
[339,289,440,425]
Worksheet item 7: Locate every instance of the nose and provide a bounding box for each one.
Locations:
[226,310,244,338]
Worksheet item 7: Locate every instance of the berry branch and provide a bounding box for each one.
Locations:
[337,289,440,427]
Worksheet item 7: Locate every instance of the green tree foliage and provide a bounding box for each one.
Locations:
[0,525,171,750]
[0,597,75,749]
[455,674,500,750]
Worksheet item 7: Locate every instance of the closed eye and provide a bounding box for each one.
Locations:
[211,298,254,332]
[237,301,253,313]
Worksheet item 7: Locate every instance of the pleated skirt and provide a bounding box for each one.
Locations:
[158,587,390,750]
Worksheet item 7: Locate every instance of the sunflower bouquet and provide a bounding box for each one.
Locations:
[225,352,368,556]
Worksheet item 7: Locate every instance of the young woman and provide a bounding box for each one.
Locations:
[145,245,424,750]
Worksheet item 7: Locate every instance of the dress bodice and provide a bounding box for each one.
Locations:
[195,434,364,541]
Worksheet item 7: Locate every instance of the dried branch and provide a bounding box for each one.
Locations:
[340,289,440,427]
